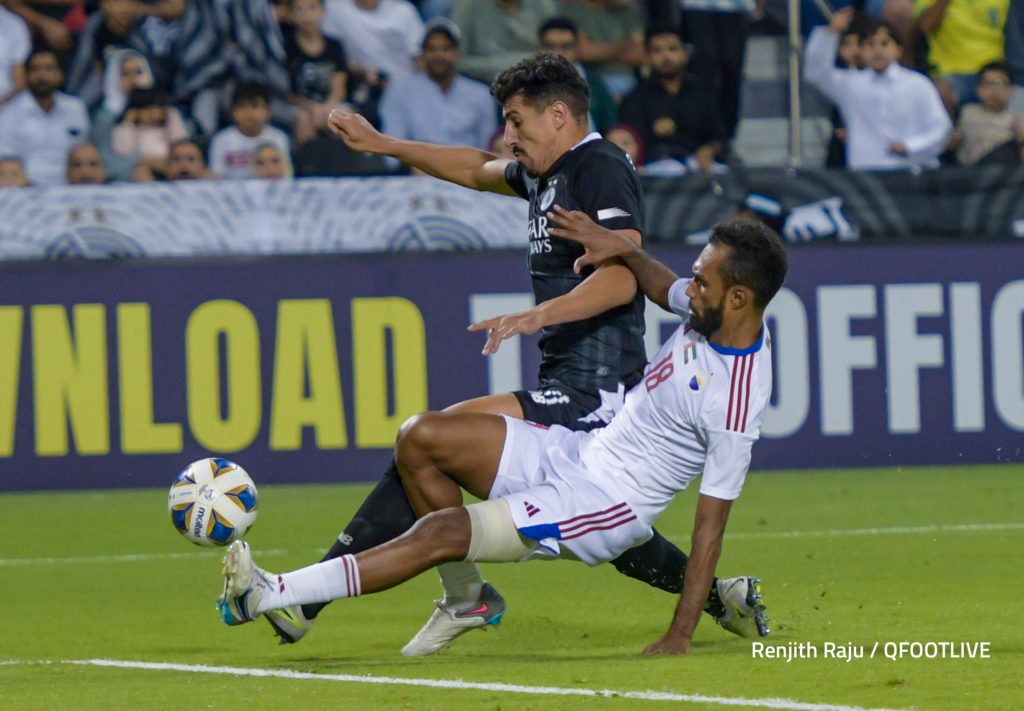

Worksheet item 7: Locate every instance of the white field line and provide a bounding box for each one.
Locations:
[723,521,1024,540]
[0,658,919,711]
[0,547,309,567]
[2,521,1021,567]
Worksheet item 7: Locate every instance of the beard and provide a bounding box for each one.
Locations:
[688,298,724,339]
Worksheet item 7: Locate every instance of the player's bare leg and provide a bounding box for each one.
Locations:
[218,509,475,624]
[266,395,523,643]
[394,411,508,514]
[394,411,513,655]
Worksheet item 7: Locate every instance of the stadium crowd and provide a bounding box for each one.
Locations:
[0,0,1020,186]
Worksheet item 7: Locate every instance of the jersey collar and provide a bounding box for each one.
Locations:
[542,132,602,177]
[707,326,764,356]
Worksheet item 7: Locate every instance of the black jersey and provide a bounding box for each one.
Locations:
[504,136,647,394]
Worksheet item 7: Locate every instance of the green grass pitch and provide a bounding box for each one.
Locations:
[1,464,1021,711]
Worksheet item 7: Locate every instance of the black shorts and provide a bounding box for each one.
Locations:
[512,380,607,432]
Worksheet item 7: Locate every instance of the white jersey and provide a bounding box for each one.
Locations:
[577,278,773,529]
[494,278,773,565]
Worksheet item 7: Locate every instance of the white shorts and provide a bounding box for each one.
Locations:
[489,416,653,566]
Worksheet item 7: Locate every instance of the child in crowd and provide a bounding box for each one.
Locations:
[112,87,188,178]
[251,142,288,179]
[952,62,1024,166]
[283,0,348,146]
[208,82,292,180]
[805,7,951,170]
[0,156,28,187]
[92,49,155,181]
[825,13,871,167]
[604,123,644,172]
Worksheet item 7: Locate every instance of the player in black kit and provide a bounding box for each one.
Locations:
[255,53,767,655]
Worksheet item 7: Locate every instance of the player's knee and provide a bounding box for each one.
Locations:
[396,411,445,463]
[407,508,471,562]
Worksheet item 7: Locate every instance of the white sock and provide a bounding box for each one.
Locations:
[253,555,361,615]
[438,561,483,603]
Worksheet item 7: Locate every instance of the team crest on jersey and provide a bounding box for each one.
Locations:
[687,369,710,394]
[538,185,556,211]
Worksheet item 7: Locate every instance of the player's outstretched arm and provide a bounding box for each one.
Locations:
[643,494,732,655]
[547,205,679,311]
[467,254,639,355]
[327,109,516,195]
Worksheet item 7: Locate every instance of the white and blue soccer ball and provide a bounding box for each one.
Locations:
[168,458,259,547]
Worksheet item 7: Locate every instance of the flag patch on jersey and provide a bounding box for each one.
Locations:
[683,341,698,364]
[597,207,631,221]
[524,501,540,517]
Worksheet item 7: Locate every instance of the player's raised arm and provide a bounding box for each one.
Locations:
[327,109,516,195]
[467,251,640,356]
[546,205,679,311]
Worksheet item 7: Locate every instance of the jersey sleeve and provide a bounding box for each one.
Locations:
[504,160,529,199]
[699,429,755,500]
[667,278,692,317]
[572,150,644,233]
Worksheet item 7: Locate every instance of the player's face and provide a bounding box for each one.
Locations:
[686,243,729,339]
[502,94,560,175]
[862,29,901,73]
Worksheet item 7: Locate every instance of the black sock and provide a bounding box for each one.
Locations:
[301,458,416,619]
[609,529,725,617]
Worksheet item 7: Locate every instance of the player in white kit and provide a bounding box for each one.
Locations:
[217,215,787,655]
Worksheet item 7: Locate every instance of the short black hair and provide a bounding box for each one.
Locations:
[862,19,903,47]
[538,16,579,40]
[708,220,788,309]
[978,61,1013,84]
[491,52,589,122]
[26,47,60,69]
[232,81,270,108]
[644,23,685,48]
[842,12,875,40]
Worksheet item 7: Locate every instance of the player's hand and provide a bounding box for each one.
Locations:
[546,204,637,274]
[642,635,691,656]
[327,109,387,154]
[468,311,544,355]
[828,6,854,34]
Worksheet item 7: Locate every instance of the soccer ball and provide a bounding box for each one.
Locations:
[168,458,259,547]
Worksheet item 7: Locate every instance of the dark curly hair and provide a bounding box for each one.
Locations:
[709,221,788,309]
[490,52,590,123]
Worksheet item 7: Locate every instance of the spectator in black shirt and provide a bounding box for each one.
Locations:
[618,26,726,174]
[283,0,348,146]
